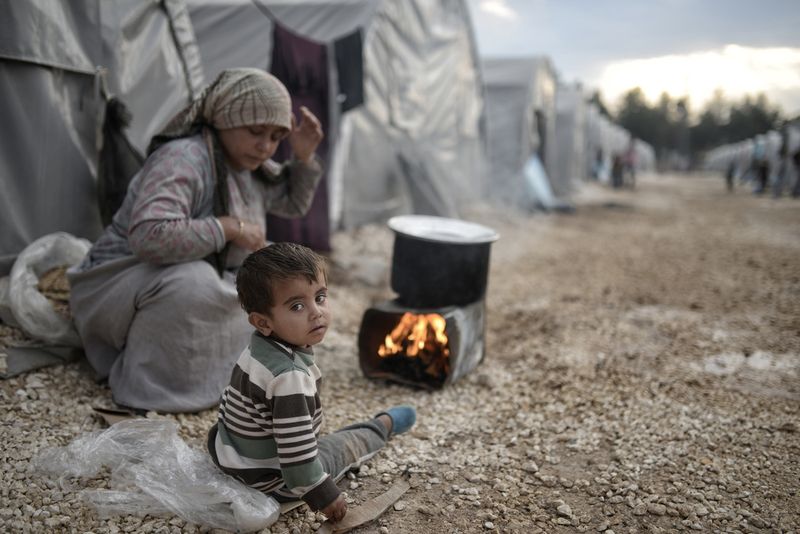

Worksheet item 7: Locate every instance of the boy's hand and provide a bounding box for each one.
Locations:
[321,494,347,522]
[289,106,323,164]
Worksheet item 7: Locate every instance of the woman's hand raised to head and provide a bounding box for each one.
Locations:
[219,216,267,251]
[289,106,324,164]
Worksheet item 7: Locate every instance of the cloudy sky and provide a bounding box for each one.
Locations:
[466,0,800,116]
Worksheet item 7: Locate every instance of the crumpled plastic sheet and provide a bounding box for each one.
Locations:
[4,231,90,346]
[33,418,279,532]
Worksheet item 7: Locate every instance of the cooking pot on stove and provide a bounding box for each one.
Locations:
[388,215,499,307]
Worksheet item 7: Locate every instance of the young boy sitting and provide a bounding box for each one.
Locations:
[207,242,416,522]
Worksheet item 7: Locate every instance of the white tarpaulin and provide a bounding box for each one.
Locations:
[188,0,380,83]
[482,56,561,210]
[554,83,587,196]
[332,0,485,228]
[0,0,204,274]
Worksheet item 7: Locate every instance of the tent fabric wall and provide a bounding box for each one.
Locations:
[634,139,656,172]
[482,61,539,207]
[583,103,656,183]
[97,0,205,152]
[0,64,101,274]
[333,0,486,229]
[704,123,800,176]
[187,0,379,83]
[585,103,633,183]
[187,0,275,80]
[0,0,204,274]
[0,0,99,74]
[482,56,562,210]
[554,83,587,196]
[532,58,558,190]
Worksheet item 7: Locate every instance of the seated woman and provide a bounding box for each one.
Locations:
[68,68,324,413]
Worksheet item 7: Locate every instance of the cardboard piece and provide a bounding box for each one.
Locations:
[92,406,141,426]
[318,480,410,534]
[279,500,307,514]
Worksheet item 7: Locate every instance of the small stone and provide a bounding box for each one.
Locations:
[632,503,647,516]
[556,504,572,517]
[524,462,539,473]
[647,503,667,516]
[596,520,610,531]
[484,521,494,529]
[394,501,406,511]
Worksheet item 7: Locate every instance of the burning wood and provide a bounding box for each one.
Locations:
[377,313,450,382]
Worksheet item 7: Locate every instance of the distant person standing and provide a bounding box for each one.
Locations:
[792,147,800,198]
[751,137,770,194]
[773,125,791,198]
[725,160,736,192]
[611,153,624,189]
[591,147,604,181]
[623,139,637,188]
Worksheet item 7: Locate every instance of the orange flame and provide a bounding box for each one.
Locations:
[378,312,450,359]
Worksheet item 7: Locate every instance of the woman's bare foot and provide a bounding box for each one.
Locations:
[377,414,393,434]
[375,406,415,437]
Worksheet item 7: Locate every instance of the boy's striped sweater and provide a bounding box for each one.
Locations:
[210,332,339,510]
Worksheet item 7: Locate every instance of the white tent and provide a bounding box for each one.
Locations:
[704,124,800,191]
[0,0,204,274]
[482,56,563,210]
[584,103,632,183]
[554,83,587,194]
[330,0,485,228]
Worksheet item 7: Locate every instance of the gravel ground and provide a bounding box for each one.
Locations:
[1,172,799,533]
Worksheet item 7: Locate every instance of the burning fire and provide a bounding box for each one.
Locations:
[378,313,450,378]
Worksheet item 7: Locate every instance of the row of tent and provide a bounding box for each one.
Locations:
[703,120,800,178]
[0,0,655,272]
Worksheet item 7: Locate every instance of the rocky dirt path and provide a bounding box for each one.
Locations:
[1,172,798,533]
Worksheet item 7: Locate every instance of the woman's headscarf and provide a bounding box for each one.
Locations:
[147,68,293,275]
[148,68,291,154]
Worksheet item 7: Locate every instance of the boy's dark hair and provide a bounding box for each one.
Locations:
[236,242,328,315]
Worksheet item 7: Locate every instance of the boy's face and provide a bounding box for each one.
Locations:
[249,272,330,347]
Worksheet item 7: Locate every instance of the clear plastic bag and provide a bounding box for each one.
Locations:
[8,232,90,346]
[34,418,279,532]
[0,275,18,327]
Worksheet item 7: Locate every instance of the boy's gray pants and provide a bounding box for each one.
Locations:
[208,418,389,503]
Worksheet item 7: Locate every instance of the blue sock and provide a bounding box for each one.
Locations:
[377,405,416,436]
